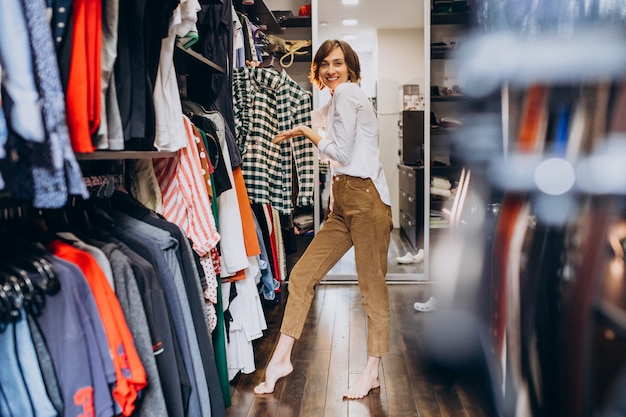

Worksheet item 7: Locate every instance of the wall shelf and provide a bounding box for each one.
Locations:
[432,95,466,102]
[233,0,283,34]
[278,16,311,28]
[432,12,470,25]
[75,151,177,160]
[431,49,457,60]
[174,42,225,74]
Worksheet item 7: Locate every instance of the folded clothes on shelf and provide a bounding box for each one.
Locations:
[431,187,452,198]
[431,176,452,190]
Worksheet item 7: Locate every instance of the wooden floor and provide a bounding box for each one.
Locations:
[225,283,495,417]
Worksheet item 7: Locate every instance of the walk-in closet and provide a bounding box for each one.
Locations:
[1,0,626,416]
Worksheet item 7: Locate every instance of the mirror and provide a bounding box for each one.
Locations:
[315,0,426,281]
[258,0,427,281]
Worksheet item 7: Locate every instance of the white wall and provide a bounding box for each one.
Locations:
[376,28,425,227]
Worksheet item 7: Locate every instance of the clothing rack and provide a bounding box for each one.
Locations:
[83,174,123,188]
[83,174,124,199]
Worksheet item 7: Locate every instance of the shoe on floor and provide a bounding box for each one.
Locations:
[414,296,438,312]
[396,252,415,264]
[396,249,425,264]
[412,249,424,263]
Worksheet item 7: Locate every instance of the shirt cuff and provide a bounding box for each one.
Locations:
[317,138,331,155]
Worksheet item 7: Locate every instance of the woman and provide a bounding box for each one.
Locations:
[254,39,393,400]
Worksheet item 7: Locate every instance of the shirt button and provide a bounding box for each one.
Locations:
[58,22,65,28]
[58,6,66,12]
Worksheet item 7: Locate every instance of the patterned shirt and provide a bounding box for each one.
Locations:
[233,66,314,214]
[154,115,220,256]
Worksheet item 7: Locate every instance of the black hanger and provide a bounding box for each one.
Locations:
[4,263,47,317]
[0,285,12,328]
[259,53,283,72]
[0,273,24,321]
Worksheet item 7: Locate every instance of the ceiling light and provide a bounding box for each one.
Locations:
[342,19,357,26]
[342,0,359,4]
[319,21,329,26]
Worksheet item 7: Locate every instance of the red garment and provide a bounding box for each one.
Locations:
[263,204,281,286]
[65,0,101,153]
[48,241,147,416]
[210,247,221,276]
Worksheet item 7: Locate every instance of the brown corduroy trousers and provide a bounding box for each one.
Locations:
[281,174,393,357]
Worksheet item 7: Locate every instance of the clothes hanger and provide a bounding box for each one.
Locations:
[0,207,62,298]
[0,285,12,328]
[259,53,284,72]
[0,273,24,321]
[9,264,47,317]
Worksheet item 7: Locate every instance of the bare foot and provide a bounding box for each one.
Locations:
[253,361,294,394]
[342,371,380,399]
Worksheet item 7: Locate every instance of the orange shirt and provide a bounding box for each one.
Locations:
[65,0,101,153]
[48,241,146,416]
[232,166,261,257]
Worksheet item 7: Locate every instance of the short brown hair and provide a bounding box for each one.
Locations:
[309,39,361,90]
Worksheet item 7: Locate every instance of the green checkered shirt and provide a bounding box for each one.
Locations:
[233,66,315,214]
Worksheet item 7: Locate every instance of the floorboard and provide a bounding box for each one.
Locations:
[226,228,492,417]
[226,283,494,417]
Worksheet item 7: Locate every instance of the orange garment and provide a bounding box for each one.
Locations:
[191,125,215,200]
[232,166,261,257]
[65,0,101,153]
[48,241,147,416]
[221,269,246,284]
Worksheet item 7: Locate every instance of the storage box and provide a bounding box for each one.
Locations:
[402,84,422,110]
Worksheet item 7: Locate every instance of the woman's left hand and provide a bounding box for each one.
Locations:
[273,127,302,144]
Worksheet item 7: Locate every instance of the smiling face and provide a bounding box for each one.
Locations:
[310,39,361,91]
[318,47,350,92]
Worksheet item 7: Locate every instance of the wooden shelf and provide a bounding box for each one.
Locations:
[432,12,470,25]
[432,95,466,102]
[174,42,225,73]
[431,127,459,136]
[431,50,449,60]
[431,49,460,60]
[75,151,177,160]
[234,0,283,34]
[279,16,311,28]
